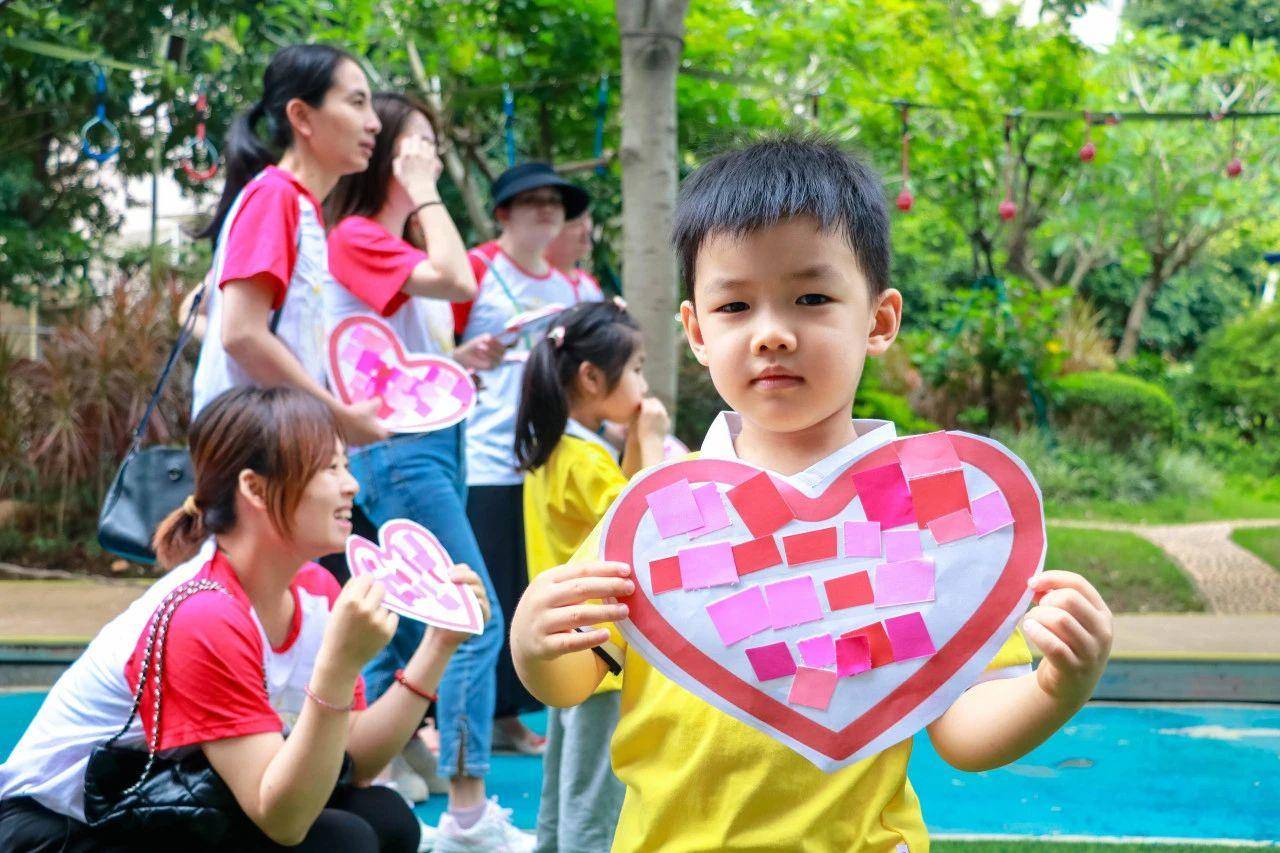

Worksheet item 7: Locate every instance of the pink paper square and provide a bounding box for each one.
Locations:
[835,635,872,676]
[895,431,962,479]
[971,490,1014,535]
[928,508,978,544]
[763,576,823,629]
[788,666,838,710]
[678,542,738,590]
[705,586,771,646]
[883,529,923,561]
[745,641,796,681]
[884,611,936,660]
[356,350,383,374]
[873,558,936,607]
[687,483,732,539]
[797,633,836,668]
[843,520,882,558]
[852,463,917,528]
[647,479,704,538]
[340,342,362,365]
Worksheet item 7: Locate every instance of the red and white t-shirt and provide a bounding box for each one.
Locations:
[0,539,365,821]
[454,242,601,486]
[564,266,604,302]
[324,215,456,357]
[191,166,331,417]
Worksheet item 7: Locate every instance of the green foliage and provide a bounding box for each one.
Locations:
[1050,371,1177,448]
[1125,0,1280,45]
[914,279,1067,430]
[1191,306,1280,442]
[1045,526,1205,613]
[1231,526,1280,571]
[994,427,1219,507]
[851,390,940,436]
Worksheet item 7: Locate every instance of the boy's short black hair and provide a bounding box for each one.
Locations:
[672,135,891,300]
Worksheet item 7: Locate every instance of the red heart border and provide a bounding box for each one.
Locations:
[602,433,1042,763]
[328,315,476,433]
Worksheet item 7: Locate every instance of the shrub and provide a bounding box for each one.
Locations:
[852,390,940,436]
[1192,306,1280,443]
[1050,371,1177,449]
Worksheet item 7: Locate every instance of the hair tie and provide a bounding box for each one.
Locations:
[182,495,200,517]
[611,295,628,311]
[547,326,566,349]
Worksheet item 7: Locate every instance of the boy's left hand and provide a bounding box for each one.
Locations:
[1022,571,1113,706]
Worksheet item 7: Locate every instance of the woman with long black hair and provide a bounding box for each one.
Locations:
[324,93,530,850]
[190,44,386,447]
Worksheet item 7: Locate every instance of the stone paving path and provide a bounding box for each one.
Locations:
[1052,518,1280,614]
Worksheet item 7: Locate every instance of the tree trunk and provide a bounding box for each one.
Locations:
[616,0,690,414]
[1118,268,1162,360]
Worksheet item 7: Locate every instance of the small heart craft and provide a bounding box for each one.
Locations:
[328,316,476,433]
[347,519,485,634]
[599,430,1045,772]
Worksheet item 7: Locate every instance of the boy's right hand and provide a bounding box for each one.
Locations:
[512,560,634,661]
[319,575,399,678]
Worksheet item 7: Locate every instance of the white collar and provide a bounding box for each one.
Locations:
[700,411,897,492]
[565,418,614,454]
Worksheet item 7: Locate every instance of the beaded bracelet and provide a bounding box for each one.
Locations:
[394,668,438,703]
[304,683,357,713]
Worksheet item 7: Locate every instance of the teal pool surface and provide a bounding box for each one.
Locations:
[3,695,1277,842]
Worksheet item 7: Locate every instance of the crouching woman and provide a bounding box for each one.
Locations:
[0,386,489,852]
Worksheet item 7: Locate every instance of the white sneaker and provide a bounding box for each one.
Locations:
[432,797,536,852]
[418,819,437,853]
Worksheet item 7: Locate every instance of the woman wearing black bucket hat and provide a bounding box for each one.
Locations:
[452,164,601,758]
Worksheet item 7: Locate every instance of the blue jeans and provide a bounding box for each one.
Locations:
[349,425,502,779]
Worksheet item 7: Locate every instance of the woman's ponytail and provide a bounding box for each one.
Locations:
[152,499,211,570]
[197,101,275,242]
[515,334,572,472]
[196,44,356,244]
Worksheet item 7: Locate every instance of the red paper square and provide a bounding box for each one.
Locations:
[781,527,838,565]
[732,535,782,576]
[726,472,795,538]
[649,556,682,594]
[907,470,970,525]
[842,621,895,668]
[824,571,874,610]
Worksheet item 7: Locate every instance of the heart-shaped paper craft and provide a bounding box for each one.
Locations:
[600,430,1044,772]
[499,302,566,344]
[346,519,484,634]
[328,316,476,433]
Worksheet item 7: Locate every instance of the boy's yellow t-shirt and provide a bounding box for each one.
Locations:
[523,420,630,693]
[565,414,1034,852]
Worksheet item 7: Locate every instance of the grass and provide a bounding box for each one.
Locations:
[935,843,1257,852]
[1047,477,1280,524]
[1045,526,1205,613]
[1231,526,1280,571]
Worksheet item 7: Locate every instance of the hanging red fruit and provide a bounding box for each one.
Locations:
[896,188,915,211]
[1078,112,1096,163]
[895,101,914,213]
[999,198,1017,221]
[1226,157,1243,178]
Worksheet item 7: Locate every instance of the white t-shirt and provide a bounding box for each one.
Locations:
[0,540,365,821]
[454,242,601,486]
[324,214,456,358]
[191,166,331,418]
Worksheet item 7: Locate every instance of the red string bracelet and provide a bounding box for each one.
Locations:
[304,683,356,712]
[394,669,438,703]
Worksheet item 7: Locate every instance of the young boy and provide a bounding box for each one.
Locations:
[510,137,1113,852]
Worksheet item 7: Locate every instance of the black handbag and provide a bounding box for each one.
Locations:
[97,286,284,564]
[82,578,255,844]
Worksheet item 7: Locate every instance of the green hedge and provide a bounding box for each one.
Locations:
[1192,306,1279,441]
[852,390,940,436]
[1050,371,1177,448]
